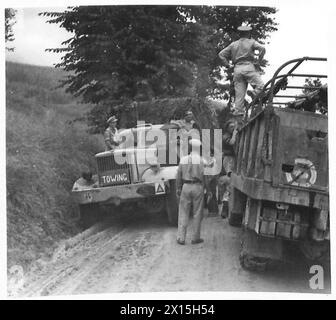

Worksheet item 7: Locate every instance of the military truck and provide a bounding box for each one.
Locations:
[72,123,182,227]
[228,57,329,271]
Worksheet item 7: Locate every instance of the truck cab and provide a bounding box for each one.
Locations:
[72,123,182,227]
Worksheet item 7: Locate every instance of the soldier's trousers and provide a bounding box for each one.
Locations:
[177,183,204,242]
[233,62,264,112]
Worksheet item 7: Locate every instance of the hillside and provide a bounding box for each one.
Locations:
[6,62,104,270]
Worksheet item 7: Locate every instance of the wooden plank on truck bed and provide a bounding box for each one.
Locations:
[255,116,266,179]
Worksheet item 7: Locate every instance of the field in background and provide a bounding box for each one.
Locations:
[6,61,104,270]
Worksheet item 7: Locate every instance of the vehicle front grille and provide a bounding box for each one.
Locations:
[96,154,130,172]
[96,154,132,186]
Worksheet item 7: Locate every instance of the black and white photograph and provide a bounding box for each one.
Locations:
[4,0,334,299]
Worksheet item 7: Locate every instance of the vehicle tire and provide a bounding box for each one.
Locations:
[79,203,100,229]
[166,180,179,226]
[228,211,242,227]
[239,252,269,272]
[239,229,275,272]
[228,187,245,227]
[142,197,166,214]
[299,239,330,262]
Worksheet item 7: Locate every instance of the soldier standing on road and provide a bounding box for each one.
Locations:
[218,25,266,115]
[104,115,120,151]
[176,139,210,245]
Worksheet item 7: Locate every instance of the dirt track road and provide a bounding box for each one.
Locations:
[14,211,330,297]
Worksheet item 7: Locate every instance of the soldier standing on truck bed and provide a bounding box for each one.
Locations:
[176,138,210,245]
[104,115,120,151]
[218,25,266,115]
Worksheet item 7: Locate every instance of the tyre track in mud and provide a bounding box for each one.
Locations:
[16,213,331,296]
[19,211,170,296]
[17,212,129,296]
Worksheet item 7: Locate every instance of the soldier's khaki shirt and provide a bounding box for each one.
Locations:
[219,38,265,65]
[104,127,119,150]
[176,153,208,192]
[181,120,195,132]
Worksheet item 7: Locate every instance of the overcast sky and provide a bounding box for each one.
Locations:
[5,2,332,85]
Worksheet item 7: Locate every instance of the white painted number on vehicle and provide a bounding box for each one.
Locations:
[84,192,93,202]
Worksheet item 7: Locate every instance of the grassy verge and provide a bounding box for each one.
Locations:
[6,62,104,270]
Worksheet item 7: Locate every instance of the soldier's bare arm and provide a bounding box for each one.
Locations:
[223,129,238,146]
[218,44,232,68]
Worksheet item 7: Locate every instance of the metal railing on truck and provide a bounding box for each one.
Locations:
[246,56,327,119]
[235,57,328,190]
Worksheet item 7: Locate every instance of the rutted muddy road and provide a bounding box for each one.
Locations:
[13,210,330,297]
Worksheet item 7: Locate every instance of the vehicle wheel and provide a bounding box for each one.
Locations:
[166,180,179,226]
[228,211,242,227]
[228,187,245,227]
[299,239,330,262]
[239,229,275,272]
[239,252,269,272]
[141,197,166,214]
[79,203,100,229]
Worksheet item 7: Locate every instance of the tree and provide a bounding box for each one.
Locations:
[303,78,327,114]
[5,8,16,51]
[287,77,327,114]
[303,78,322,94]
[42,5,277,131]
[183,6,278,100]
[41,6,208,104]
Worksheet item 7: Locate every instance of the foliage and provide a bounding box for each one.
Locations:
[303,78,322,94]
[41,5,277,131]
[185,6,278,99]
[301,77,327,114]
[88,97,206,133]
[40,6,208,103]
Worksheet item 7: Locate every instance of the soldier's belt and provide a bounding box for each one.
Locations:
[183,180,202,184]
[235,60,253,66]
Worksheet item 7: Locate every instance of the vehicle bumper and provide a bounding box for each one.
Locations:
[72,180,170,205]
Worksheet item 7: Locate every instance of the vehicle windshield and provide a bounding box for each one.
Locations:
[117,127,168,149]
